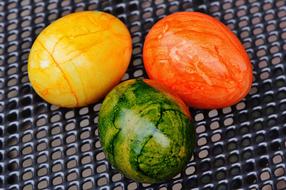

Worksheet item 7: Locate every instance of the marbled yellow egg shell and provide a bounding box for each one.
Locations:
[28,11,132,108]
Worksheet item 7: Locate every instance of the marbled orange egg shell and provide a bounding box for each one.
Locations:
[143,12,253,109]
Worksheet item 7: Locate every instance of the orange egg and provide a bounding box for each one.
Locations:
[28,11,132,108]
[143,12,253,109]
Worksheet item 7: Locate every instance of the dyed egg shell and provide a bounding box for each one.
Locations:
[143,12,253,109]
[28,11,132,108]
[98,79,194,183]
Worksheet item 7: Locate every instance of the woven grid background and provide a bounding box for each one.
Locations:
[1,0,286,189]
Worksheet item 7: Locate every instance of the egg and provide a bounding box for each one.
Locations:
[143,12,253,109]
[28,11,132,108]
[98,79,195,183]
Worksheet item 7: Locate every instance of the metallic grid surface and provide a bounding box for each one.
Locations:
[1,0,286,189]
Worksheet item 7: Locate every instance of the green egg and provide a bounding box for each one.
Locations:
[98,79,195,183]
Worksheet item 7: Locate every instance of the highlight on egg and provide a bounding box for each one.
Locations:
[28,11,132,108]
[143,12,253,109]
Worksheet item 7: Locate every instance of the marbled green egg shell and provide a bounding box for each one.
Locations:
[98,79,195,183]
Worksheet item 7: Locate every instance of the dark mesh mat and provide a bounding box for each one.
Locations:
[1,0,286,189]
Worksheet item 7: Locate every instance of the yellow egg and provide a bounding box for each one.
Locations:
[28,11,132,108]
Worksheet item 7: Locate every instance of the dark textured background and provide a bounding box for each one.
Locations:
[0,0,286,189]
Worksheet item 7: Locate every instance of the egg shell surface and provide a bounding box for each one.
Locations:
[143,12,253,109]
[98,79,195,183]
[28,11,132,108]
